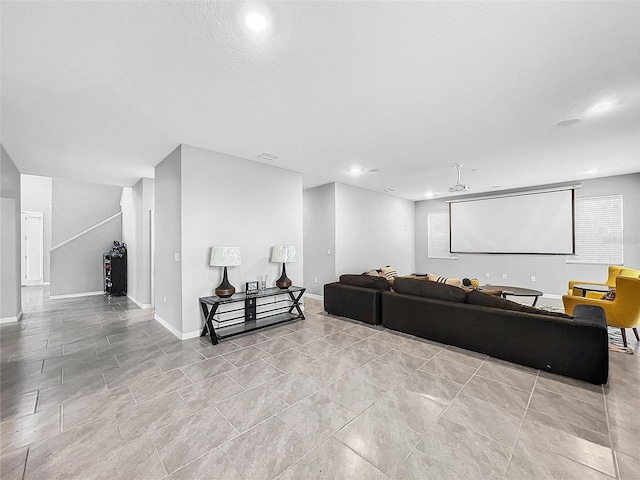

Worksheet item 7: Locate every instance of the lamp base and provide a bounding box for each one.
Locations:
[276,263,292,289]
[215,266,236,298]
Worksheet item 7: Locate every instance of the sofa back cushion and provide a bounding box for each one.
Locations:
[392,277,467,303]
[339,274,391,291]
[466,290,572,318]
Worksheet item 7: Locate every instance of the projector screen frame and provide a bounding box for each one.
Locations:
[447,187,576,255]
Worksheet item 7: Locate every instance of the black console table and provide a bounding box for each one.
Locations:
[199,286,306,345]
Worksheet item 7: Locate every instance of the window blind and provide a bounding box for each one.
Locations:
[428,211,456,259]
[566,195,623,265]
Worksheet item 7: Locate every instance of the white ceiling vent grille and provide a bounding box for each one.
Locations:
[258,152,279,161]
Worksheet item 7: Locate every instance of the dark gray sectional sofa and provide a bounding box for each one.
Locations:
[324,275,609,384]
[323,274,391,325]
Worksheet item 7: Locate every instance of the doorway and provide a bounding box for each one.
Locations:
[21,211,43,286]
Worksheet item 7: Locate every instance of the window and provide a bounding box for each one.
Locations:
[566,195,623,265]
[428,211,456,259]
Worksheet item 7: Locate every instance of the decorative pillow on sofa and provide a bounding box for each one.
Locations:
[600,290,616,301]
[380,265,398,283]
[392,277,467,303]
[466,290,572,318]
[339,274,391,291]
[427,273,463,288]
[363,269,381,277]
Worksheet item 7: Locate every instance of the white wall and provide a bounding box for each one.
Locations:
[180,144,304,336]
[137,178,154,306]
[335,183,415,276]
[415,173,640,296]
[303,183,336,295]
[50,178,122,297]
[120,187,136,300]
[21,175,52,283]
[154,147,183,332]
[1,146,22,321]
[121,178,155,308]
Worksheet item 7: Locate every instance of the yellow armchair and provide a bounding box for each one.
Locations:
[568,265,640,298]
[563,276,640,347]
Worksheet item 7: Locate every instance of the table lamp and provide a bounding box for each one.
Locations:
[210,246,241,297]
[271,245,296,289]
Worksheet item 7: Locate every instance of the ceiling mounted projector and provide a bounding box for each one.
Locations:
[449,163,469,193]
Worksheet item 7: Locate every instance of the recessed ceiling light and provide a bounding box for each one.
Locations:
[491,185,502,189]
[348,167,365,175]
[245,12,267,33]
[557,119,581,127]
[587,100,616,116]
[425,191,434,197]
[584,168,598,175]
[383,188,397,193]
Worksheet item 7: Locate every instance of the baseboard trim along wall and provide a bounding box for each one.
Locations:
[182,330,202,340]
[155,313,207,341]
[542,294,562,300]
[49,291,104,300]
[127,295,152,310]
[154,313,182,339]
[0,311,23,324]
[304,293,323,300]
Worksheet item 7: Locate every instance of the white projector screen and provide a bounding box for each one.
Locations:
[449,189,575,254]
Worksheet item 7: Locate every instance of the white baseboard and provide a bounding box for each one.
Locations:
[542,294,563,300]
[182,330,202,340]
[49,290,104,300]
[304,293,323,300]
[154,313,182,339]
[0,310,23,324]
[127,295,152,310]
[154,314,204,341]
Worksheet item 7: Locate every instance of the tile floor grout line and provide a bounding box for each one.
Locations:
[152,441,170,478]
[602,384,621,480]
[20,446,30,480]
[503,370,540,476]
[436,355,487,421]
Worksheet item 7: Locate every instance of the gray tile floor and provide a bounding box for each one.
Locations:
[1,286,639,479]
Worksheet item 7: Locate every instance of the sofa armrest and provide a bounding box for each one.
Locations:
[562,295,611,316]
[323,282,383,325]
[571,304,607,326]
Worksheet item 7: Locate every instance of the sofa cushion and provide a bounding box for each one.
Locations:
[466,290,572,318]
[427,273,463,287]
[339,274,391,291]
[363,269,381,277]
[600,290,616,301]
[392,276,467,303]
[380,265,398,282]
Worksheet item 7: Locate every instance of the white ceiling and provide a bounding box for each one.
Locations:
[2,1,639,200]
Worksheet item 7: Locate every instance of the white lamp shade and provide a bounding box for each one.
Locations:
[271,245,296,263]
[210,246,241,267]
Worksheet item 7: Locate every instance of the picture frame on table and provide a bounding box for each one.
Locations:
[245,281,259,294]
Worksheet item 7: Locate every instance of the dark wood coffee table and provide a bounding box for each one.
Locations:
[482,285,543,306]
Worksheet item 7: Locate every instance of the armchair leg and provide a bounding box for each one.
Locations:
[620,328,627,348]
[633,328,639,342]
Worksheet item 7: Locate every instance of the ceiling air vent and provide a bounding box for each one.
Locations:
[258,152,279,161]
